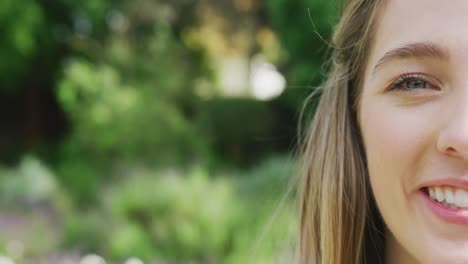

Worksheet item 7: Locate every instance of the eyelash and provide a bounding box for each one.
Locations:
[387,73,439,93]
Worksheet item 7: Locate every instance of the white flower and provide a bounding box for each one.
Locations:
[125,257,144,264]
[79,254,106,264]
[0,256,15,264]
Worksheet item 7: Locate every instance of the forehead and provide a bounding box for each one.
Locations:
[367,0,468,71]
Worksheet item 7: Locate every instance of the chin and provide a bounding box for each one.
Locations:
[416,242,468,264]
[425,254,468,264]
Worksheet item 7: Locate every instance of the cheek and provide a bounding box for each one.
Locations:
[359,100,438,201]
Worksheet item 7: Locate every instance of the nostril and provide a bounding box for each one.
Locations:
[447,147,456,153]
[443,146,468,160]
[437,132,468,160]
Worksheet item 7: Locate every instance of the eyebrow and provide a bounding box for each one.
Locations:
[372,41,450,76]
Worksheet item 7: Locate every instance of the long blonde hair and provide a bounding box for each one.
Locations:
[298,1,386,263]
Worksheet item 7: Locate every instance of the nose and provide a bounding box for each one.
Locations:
[437,101,468,160]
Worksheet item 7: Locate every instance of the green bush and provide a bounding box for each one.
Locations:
[225,155,298,264]
[58,155,297,263]
[100,156,297,263]
[0,155,58,206]
[56,17,212,168]
[58,58,205,165]
[54,154,100,208]
[104,166,241,262]
[109,221,155,261]
[62,210,109,253]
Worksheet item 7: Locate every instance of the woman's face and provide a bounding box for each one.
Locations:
[359,0,468,263]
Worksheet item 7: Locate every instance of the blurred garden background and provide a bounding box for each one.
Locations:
[0,0,338,263]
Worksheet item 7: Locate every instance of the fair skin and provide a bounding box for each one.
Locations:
[359,0,468,263]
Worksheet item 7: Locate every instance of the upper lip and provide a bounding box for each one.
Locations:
[418,178,468,191]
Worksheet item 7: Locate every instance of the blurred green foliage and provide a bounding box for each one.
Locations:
[56,155,296,263]
[0,0,44,87]
[0,0,338,263]
[0,155,57,205]
[58,43,207,165]
[267,0,338,86]
[198,98,276,166]
[106,168,239,261]
[52,2,212,207]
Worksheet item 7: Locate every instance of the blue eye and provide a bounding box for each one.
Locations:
[404,79,427,89]
[389,73,437,92]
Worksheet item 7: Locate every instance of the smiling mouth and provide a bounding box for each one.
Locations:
[421,186,468,210]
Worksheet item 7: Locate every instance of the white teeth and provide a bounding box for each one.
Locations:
[445,188,455,204]
[427,186,468,208]
[435,187,444,202]
[455,189,468,207]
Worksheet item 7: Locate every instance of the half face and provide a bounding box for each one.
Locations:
[359,0,468,263]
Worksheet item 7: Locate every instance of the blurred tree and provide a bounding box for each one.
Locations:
[0,0,44,87]
[0,1,341,262]
[0,0,113,160]
[266,0,338,86]
[58,1,210,163]
[0,0,339,204]
[55,0,212,207]
[264,0,339,121]
[0,0,65,159]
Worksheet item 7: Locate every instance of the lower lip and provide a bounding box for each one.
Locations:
[420,189,468,225]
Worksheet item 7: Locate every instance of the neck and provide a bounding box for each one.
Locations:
[385,229,419,264]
